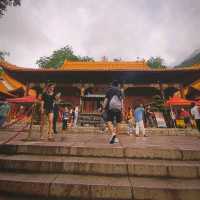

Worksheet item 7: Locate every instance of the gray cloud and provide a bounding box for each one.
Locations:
[0,0,200,67]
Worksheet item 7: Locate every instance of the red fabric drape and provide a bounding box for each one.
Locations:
[6,96,36,103]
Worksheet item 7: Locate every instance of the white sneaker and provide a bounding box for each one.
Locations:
[114,137,119,143]
[109,134,116,144]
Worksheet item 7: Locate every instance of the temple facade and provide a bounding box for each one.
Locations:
[0,60,200,112]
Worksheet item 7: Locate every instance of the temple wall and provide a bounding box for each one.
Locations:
[60,95,153,112]
[62,96,80,107]
[124,96,153,111]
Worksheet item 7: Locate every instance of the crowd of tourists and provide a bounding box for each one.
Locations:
[0,80,200,144]
[101,80,200,144]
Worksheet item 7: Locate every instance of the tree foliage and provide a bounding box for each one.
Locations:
[150,95,171,127]
[147,57,165,69]
[0,50,10,60]
[36,45,94,68]
[0,0,21,17]
[150,95,165,112]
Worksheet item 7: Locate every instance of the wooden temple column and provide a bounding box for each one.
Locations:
[80,86,85,112]
[71,83,85,112]
[121,83,129,108]
[25,82,30,96]
[179,84,185,98]
[158,82,165,99]
[120,84,127,120]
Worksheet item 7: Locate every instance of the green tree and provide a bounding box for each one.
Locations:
[150,95,171,127]
[151,95,165,112]
[147,57,165,69]
[0,0,21,17]
[0,50,10,60]
[36,45,94,68]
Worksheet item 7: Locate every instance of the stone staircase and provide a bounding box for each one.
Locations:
[0,135,200,199]
[78,113,102,127]
[65,125,199,136]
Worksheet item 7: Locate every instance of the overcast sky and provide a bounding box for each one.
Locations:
[0,0,200,68]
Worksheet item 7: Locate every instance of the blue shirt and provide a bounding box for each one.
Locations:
[134,107,144,122]
[62,111,69,120]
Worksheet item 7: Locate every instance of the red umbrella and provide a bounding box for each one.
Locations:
[195,100,200,106]
[6,96,36,103]
[166,96,192,106]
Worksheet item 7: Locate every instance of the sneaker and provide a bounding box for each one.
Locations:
[109,135,116,144]
[114,137,119,143]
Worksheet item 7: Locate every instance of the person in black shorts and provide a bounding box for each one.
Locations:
[40,83,56,141]
[103,80,123,144]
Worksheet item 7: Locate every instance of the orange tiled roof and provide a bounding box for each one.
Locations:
[60,60,149,71]
[1,60,200,72]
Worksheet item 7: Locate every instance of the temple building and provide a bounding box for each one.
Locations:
[0,60,200,112]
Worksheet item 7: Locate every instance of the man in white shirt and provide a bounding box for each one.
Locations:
[73,105,79,127]
[191,102,200,132]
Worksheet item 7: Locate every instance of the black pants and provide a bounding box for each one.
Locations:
[53,112,58,133]
[195,119,200,132]
[62,119,68,130]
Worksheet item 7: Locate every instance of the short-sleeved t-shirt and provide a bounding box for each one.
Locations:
[191,106,200,120]
[42,92,55,113]
[105,86,122,110]
[134,107,145,122]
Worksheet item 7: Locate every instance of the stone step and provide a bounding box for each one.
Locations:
[20,124,200,136]
[131,177,200,200]
[1,143,200,160]
[66,127,200,136]
[0,195,77,200]
[0,154,200,178]
[0,195,50,200]
[0,172,132,200]
[0,172,200,200]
